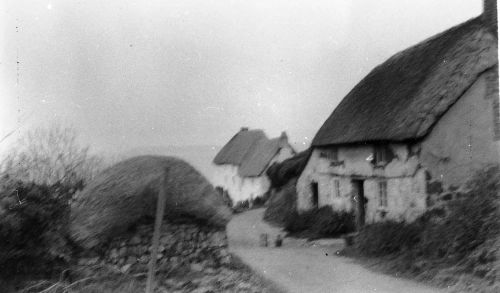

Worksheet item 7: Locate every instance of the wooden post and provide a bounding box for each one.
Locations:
[145,172,168,293]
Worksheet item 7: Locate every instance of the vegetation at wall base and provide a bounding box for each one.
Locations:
[349,165,500,292]
[233,192,270,213]
[284,206,356,239]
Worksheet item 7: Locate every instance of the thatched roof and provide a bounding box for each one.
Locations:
[213,129,265,165]
[266,149,311,188]
[70,156,232,249]
[214,128,293,177]
[313,16,498,147]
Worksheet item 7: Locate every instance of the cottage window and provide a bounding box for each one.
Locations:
[329,148,339,161]
[334,180,341,197]
[320,148,339,161]
[378,181,388,207]
[373,145,393,165]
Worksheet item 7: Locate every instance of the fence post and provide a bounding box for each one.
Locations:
[145,171,168,293]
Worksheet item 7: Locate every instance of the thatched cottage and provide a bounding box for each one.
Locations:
[297,1,499,227]
[213,128,295,204]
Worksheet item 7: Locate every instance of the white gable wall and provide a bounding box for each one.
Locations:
[420,71,500,188]
[212,164,271,204]
[271,145,295,164]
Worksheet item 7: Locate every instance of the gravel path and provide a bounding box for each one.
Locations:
[227,208,444,293]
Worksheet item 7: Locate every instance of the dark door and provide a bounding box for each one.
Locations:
[311,182,319,209]
[351,179,366,229]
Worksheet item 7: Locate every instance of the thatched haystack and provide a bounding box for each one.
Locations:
[263,150,310,226]
[263,178,298,226]
[266,149,310,189]
[70,155,232,249]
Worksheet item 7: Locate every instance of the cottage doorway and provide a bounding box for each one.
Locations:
[311,182,319,209]
[351,179,366,229]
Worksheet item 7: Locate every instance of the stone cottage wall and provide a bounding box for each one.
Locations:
[296,145,427,223]
[78,218,231,274]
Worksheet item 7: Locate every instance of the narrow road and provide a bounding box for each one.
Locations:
[227,208,443,293]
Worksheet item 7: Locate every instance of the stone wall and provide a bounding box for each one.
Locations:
[425,177,468,209]
[78,218,231,275]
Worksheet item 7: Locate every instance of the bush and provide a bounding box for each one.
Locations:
[252,192,270,208]
[0,124,103,186]
[214,186,233,207]
[355,220,423,256]
[352,165,500,288]
[355,165,499,262]
[0,179,80,275]
[285,206,356,239]
[232,193,270,213]
[233,200,250,213]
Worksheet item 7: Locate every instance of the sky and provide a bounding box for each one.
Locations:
[0,0,483,155]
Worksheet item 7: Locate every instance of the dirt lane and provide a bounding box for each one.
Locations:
[227,209,444,293]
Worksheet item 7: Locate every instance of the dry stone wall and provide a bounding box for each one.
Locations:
[77,217,231,274]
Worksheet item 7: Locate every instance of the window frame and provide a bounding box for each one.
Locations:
[373,145,394,166]
[334,179,341,198]
[319,148,339,162]
[329,148,339,162]
[378,181,388,207]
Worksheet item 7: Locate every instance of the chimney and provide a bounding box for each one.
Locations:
[483,0,498,35]
[240,127,249,132]
[279,131,288,144]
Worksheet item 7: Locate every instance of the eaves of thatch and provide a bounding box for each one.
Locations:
[312,16,498,147]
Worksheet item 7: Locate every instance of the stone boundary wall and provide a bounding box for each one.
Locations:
[77,218,231,274]
[426,178,467,209]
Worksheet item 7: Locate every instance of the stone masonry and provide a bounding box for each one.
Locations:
[78,217,231,275]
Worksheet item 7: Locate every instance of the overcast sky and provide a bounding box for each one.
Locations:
[0,0,483,154]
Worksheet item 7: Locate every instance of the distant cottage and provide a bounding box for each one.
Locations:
[297,1,499,227]
[213,128,295,204]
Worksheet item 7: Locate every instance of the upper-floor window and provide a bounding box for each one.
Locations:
[320,148,339,162]
[373,145,394,165]
[378,181,388,207]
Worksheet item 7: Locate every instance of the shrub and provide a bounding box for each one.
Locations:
[232,193,270,213]
[355,220,422,256]
[251,192,270,208]
[355,165,499,262]
[0,124,103,186]
[214,186,233,207]
[233,200,250,212]
[0,179,79,275]
[285,206,355,239]
[352,165,500,288]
